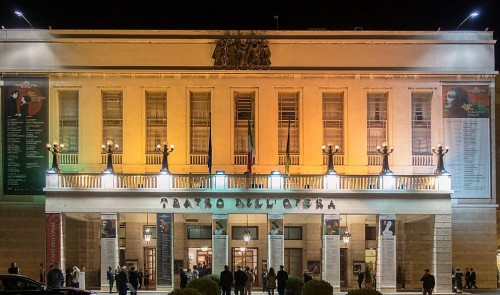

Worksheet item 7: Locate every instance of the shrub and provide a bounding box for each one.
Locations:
[347,289,383,295]
[186,277,219,295]
[205,274,220,285]
[301,280,332,295]
[364,266,372,283]
[169,288,202,295]
[285,275,304,295]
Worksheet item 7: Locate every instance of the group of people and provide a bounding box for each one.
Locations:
[218,265,288,295]
[451,267,477,292]
[107,266,150,294]
[179,263,212,287]
[8,262,82,289]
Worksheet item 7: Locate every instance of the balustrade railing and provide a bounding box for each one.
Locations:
[46,173,450,192]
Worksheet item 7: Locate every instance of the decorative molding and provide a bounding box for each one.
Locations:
[212,39,271,70]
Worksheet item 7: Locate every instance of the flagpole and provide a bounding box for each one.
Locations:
[208,113,212,175]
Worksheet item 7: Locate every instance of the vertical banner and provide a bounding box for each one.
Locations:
[45,213,62,280]
[268,213,284,271]
[443,84,491,198]
[377,214,396,290]
[212,214,228,275]
[323,214,340,289]
[2,77,49,195]
[100,213,119,289]
[157,213,173,286]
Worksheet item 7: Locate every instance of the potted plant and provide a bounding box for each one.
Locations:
[302,280,333,295]
[396,265,405,289]
[364,265,372,289]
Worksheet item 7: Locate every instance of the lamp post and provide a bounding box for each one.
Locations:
[377,142,394,175]
[342,215,352,244]
[243,214,251,245]
[322,144,339,174]
[157,143,174,174]
[14,11,34,28]
[456,11,479,30]
[102,139,118,174]
[144,214,152,244]
[432,144,450,175]
[46,142,64,174]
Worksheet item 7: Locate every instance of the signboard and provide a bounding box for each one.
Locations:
[157,213,173,286]
[100,213,119,288]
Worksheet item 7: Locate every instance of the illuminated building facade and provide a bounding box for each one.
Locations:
[0,30,497,291]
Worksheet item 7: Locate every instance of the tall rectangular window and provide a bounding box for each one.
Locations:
[367,93,388,154]
[190,91,211,164]
[278,92,299,164]
[58,90,79,153]
[411,92,432,155]
[234,92,255,164]
[102,90,123,152]
[146,91,167,153]
[322,92,344,152]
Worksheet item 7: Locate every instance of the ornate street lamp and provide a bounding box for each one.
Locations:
[46,142,64,174]
[342,215,352,244]
[377,142,394,175]
[322,144,339,174]
[102,139,118,174]
[432,144,450,175]
[156,143,174,174]
[144,214,152,244]
[243,214,251,245]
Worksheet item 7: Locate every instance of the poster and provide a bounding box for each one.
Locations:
[45,213,62,275]
[3,77,49,195]
[443,84,491,198]
[377,214,396,289]
[322,214,340,288]
[212,214,228,275]
[157,213,173,286]
[268,213,284,271]
[100,213,119,288]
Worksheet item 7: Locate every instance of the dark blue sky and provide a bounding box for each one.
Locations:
[1,0,499,68]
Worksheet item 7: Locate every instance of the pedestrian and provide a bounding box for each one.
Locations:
[8,262,20,274]
[453,267,463,293]
[143,270,150,290]
[39,263,46,283]
[464,268,470,289]
[469,268,477,289]
[47,263,64,288]
[66,267,73,287]
[107,266,115,293]
[234,265,247,295]
[219,265,233,295]
[276,265,288,295]
[116,266,128,295]
[72,266,80,288]
[261,268,268,292]
[138,269,143,289]
[266,267,277,295]
[129,266,139,293]
[180,269,188,288]
[356,270,364,289]
[420,268,435,295]
[245,266,255,295]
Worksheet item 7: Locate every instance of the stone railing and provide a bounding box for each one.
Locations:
[45,172,451,192]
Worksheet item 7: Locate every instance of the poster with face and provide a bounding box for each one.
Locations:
[380,219,395,236]
[268,218,284,235]
[213,219,227,235]
[443,85,490,118]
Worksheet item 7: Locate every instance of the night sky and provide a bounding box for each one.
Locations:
[1,0,499,69]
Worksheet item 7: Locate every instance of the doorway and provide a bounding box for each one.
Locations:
[144,247,156,289]
[232,247,258,273]
[284,248,302,277]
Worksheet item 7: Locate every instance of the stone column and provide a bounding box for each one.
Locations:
[433,214,452,293]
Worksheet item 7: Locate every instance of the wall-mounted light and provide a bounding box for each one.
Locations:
[144,214,152,244]
[342,215,352,244]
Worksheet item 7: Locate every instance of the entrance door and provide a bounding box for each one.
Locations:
[284,248,302,277]
[340,248,347,287]
[144,247,156,288]
[231,247,258,272]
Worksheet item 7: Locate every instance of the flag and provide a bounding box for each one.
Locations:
[285,118,291,176]
[207,117,213,175]
[247,120,256,174]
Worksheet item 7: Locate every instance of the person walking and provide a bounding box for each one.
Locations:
[107,266,115,293]
[356,270,364,289]
[464,268,471,289]
[234,265,247,295]
[469,268,477,289]
[138,269,143,290]
[266,267,277,295]
[180,268,188,288]
[116,267,128,295]
[8,262,20,274]
[244,267,255,295]
[143,270,150,290]
[47,263,64,288]
[129,266,139,295]
[420,269,435,295]
[72,266,80,288]
[454,267,463,293]
[276,265,288,295]
[39,263,46,283]
[261,268,268,292]
[220,265,233,295]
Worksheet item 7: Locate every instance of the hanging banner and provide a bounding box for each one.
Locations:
[268,213,284,271]
[443,84,491,198]
[45,212,62,280]
[2,77,49,195]
[323,214,340,289]
[157,213,173,286]
[212,214,228,275]
[377,214,396,289]
[100,213,119,288]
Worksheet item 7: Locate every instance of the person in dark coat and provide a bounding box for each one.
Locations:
[180,269,188,288]
[8,262,19,274]
[420,269,435,295]
[65,267,72,287]
[356,270,364,289]
[469,268,477,289]
[129,266,139,293]
[107,266,115,293]
[276,265,288,295]
[6,90,19,117]
[454,267,463,292]
[219,265,233,295]
[47,263,64,288]
[303,270,312,285]
[116,267,128,295]
[234,266,247,295]
[464,268,471,289]
[138,269,143,289]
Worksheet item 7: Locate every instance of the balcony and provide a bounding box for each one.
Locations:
[45,172,452,193]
